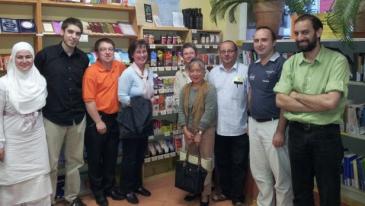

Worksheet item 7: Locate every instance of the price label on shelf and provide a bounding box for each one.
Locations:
[144,157,151,163]
[150,44,156,49]
[213,45,218,49]
[179,65,185,70]
[204,45,210,49]
[79,34,89,42]
[170,152,176,157]
[192,29,197,33]
[167,45,173,49]
[151,67,157,72]
[157,155,164,160]
[151,156,158,161]
[158,67,165,71]
[165,66,172,71]
[158,88,165,93]
[172,66,178,71]
[164,153,170,159]
[196,44,202,49]
[160,110,167,115]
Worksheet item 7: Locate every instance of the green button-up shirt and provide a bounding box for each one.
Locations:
[273,46,350,125]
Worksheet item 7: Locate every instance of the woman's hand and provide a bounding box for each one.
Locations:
[0,148,4,161]
[183,126,194,145]
[193,133,202,146]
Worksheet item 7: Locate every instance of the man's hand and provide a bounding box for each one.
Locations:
[289,90,299,99]
[0,148,4,161]
[272,131,285,148]
[96,121,107,134]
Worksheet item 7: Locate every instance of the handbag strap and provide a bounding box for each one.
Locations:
[185,144,203,166]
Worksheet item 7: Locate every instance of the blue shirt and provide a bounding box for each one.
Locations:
[208,62,249,136]
[118,63,154,106]
[248,52,285,119]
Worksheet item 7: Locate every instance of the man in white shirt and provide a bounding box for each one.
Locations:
[208,40,249,206]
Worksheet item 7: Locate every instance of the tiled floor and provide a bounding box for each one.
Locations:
[55,172,356,206]
[56,171,252,206]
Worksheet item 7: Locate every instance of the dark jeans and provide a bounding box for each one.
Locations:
[85,113,119,197]
[214,133,249,203]
[119,136,148,193]
[288,122,344,206]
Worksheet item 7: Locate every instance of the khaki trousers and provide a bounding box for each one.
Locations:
[248,117,293,206]
[44,117,85,203]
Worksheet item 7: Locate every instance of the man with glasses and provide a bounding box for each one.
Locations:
[82,38,126,206]
[208,40,249,206]
[35,17,89,206]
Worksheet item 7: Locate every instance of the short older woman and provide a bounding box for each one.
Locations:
[178,58,217,206]
[0,42,51,205]
[117,39,154,204]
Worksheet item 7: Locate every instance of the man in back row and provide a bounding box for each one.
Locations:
[274,14,349,206]
[35,17,89,206]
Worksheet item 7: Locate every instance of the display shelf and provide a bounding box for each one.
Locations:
[149,44,183,49]
[141,26,189,32]
[342,132,365,141]
[0,33,36,36]
[42,33,137,39]
[241,38,365,54]
[145,152,176,163]
[349,81,365,86]
[0,0,37,5]
[41,0,134,11]
[341,184,365,205]
[0,0,137,52]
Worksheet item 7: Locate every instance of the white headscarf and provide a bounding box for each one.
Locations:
[5,42,47,114]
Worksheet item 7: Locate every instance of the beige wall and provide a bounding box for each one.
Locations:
[180,0,246,41]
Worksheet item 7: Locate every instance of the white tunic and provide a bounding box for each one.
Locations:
[0,80,51,205]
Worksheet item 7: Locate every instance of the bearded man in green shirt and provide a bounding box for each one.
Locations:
[274,14,350,206]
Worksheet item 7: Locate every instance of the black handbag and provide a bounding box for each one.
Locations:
[175,147,208,194]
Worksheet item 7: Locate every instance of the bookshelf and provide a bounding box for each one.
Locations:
[0,0,137,53]
[241,39,365,205]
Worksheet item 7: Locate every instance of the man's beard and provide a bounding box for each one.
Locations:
[296,37,318,52]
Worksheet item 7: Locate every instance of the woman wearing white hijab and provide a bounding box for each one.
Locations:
[0,42,51,206]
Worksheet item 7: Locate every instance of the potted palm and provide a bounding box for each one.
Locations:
[209,0,314,35]
[326,0,365,43]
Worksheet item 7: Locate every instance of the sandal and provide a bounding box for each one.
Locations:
[211,193,228,202]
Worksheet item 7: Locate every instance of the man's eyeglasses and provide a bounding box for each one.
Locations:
[219,49,236,54]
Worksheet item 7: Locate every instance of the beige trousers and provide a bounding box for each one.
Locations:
[44,117,86,203]
[185,127,215,198]
[16,195,51,206]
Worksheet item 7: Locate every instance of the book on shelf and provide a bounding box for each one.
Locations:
[1,18,19,33]
[18,19,36,33]
[345,103,365,136]
[112,23,123,34]
[81,21,92,35]
[43,21,55,34]
[342,152,365,192]
[118,23,136,36]
[52,21,62,34]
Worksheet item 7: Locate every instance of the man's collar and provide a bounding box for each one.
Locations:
[255,52,280,63]
[57,42,82,57]
[299,45,324,64]
[219,62,238,71]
